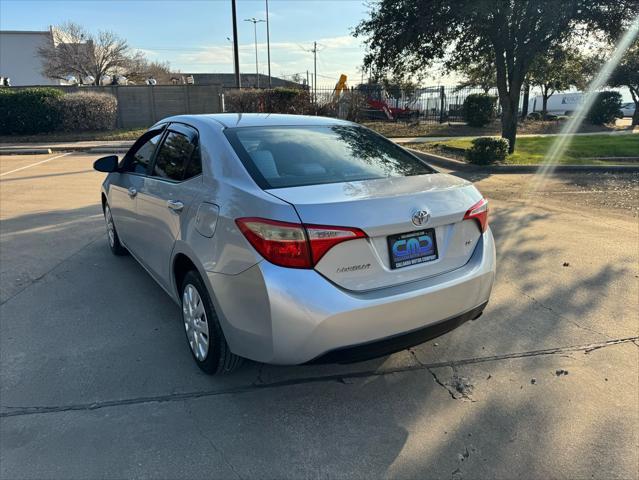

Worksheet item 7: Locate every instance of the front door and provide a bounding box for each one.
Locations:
[109,128,164,253]
[135,124,202,289]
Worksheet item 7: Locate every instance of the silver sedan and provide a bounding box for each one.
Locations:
[94,114,496,374]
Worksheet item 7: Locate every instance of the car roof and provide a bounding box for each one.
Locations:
[160,113,354,129]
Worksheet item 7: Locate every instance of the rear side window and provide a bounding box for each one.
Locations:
[152,131,199,181]
[224,125,434,189]
[183,144,202,179]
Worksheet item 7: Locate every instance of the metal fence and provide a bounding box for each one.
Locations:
[311,84,525,123]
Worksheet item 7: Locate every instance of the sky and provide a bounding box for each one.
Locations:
[0,0,375,86]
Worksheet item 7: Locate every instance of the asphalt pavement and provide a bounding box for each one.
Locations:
[0,152,637,479]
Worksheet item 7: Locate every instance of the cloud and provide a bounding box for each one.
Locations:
[166,35,366,85]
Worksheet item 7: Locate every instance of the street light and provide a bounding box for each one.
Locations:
[244,17,265,88]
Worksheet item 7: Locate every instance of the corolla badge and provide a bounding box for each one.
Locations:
[411,209,430,227]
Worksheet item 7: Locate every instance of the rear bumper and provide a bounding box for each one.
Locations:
[207,229,496,365]
[307,301,487,364]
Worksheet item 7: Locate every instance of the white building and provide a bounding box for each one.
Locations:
[0,28,64,86]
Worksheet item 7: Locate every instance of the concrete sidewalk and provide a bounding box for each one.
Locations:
[1,133,638,172]
[391,128,638,144]
[408,149,639,173]
[1,127,636,153]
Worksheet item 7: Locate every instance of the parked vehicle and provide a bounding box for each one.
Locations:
[528,92,584,115]
[620,102,636,118]
[94,114,496,374]
[357,84,419,121]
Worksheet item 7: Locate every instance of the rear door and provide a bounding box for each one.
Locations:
[135,123,202,288]
[109,128,164,252]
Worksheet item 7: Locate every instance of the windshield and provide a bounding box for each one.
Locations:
[224,125,435,189]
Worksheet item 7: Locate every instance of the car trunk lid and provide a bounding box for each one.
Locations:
[267,173,484,291]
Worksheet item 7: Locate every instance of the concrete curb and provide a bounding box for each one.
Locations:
[0,148,53,155]
[406,148,639,174]
[88,147,131,154]
[0,142,134,153]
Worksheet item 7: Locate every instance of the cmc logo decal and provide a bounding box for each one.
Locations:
[392,235,434,258]
[411,209,430,227]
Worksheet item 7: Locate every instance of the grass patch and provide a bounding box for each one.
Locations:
[409,134,639,165]
[363,119,626,138]
[0,128,146,144]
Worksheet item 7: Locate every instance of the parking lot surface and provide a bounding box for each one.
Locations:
[1,152,637,479]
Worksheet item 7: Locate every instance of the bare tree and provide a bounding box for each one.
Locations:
[38,22,131,85]
[124,55,174,84]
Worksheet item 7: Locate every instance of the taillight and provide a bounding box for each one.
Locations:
[464,198,489,233]
[236,218,311,268]
[305,224,367,264]
[235,217,367,269]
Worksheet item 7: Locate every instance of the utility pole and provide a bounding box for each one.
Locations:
[306,70,309,89]
[312,41,317,103]
[231,0,240,89]
[245,17,265,88]
[227,36,241,88]
[265,0,272,88]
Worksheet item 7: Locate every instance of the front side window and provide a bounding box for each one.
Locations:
[152,131,197,181]
[124,131,163,174]
[224,125,434,189]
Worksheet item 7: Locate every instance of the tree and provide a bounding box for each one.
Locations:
[354,0,637,153]
[290,73,304,84]
[528,45,587,115]
[608,38,639,125]
[125,56,174,84]
[456,60,496,93]
[38,22,131,85]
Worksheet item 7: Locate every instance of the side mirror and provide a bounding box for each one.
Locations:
[93,155,119,173]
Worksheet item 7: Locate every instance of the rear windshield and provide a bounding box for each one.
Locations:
[224,125,434,189]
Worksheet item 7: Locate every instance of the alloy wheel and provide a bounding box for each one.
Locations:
[182,284,210,361]
[105,205,115,248]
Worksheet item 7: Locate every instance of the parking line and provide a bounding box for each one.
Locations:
[0,152,72,178]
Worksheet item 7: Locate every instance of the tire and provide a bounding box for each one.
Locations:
[181,270,243,374]
[104,203,127,256]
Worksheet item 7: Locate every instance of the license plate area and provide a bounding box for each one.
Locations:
[387,229,438,269]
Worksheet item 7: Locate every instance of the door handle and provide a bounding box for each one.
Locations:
[167,200,184,212]
[127,187,137,198]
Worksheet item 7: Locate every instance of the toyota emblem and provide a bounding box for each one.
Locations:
[411,209,430,227]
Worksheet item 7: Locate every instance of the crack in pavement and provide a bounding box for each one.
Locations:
[2,336,636,419]
[409,349,463,401]
[505,279,611,339]
[426,367,458,401]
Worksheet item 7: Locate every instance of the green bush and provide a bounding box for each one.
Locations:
[586,91,623,125]
[0,87,64,134]
[224,87,311,114]
[466,137,509,165]
[56,92,117,131]
[462,94,496,127]
[526,112,542,120]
